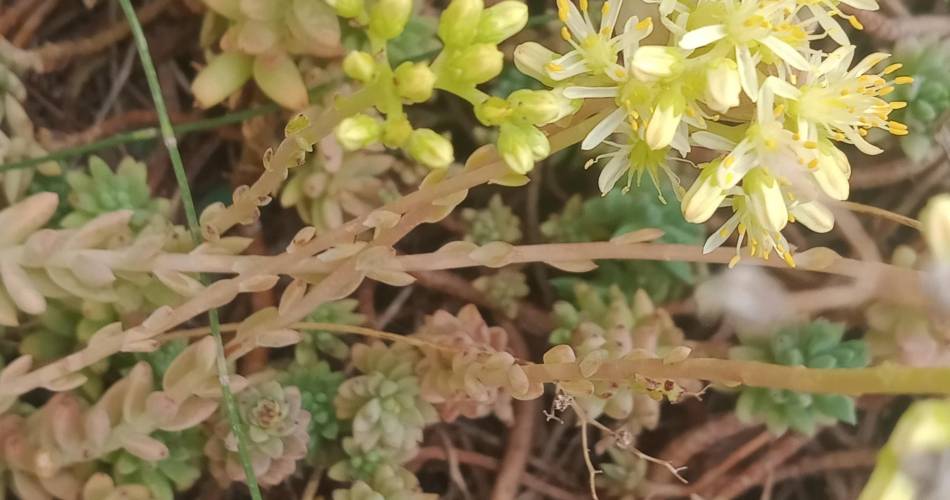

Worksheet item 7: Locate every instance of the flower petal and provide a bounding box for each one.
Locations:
[582,107,626,150]
[680,24,727,50]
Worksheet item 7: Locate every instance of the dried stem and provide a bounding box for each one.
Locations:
[711,434,810,499]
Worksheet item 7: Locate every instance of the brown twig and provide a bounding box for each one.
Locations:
[851,155,942,189]
[649,413,748,481]
[412,447,589,500]
[490,398,541,500]
[688,430,773,495]
[31,0,173,72]
[0,0,33,36]
[39,109,200,150]
[11,0,58,48]
[711,434,810,499]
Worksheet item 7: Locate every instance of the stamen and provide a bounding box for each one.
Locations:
[847,15,863,30]
[893,76,914,85]
[636,17,652,31]
[883,63,903,75]
[890,101,907,109]
[580,0,588,12]
[557,0,569,22]
[561,26,572,41]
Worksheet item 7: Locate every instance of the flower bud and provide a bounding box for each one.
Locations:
[393,61,436,103]
[475,96,511,126]
[382,115,412,148]
[406,129,454,169]
[682,163,726,223]
[368,0,411,41]
[326,0,364,18]
[705,58,741,113]
[343,51,377,83]
[514,42,558,85]
[645,91,684,150]
[508,89,576,125]
[921,194,950,262]
[475,1,528,44]
[447,44,503,84]
[631,46,684,81]
[743,168,788,232]
[439,0,484,47]
[336,114,382,150]
[497,122,549,174]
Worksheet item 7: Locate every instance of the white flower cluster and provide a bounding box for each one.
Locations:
[516,0,911,266]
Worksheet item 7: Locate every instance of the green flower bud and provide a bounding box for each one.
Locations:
[508,89,575,125]
[497,122,549,174]
[382,115,412,148]
[406,129,454,169]
[336,114,382,150]
[368,0,412,41]
[475,1,528,44]
[393,61,436,103]
[474,96,510,126]
[327,0,365,18]
[438,0,484,47]
[343,51,377,83]
[448,44,503,84]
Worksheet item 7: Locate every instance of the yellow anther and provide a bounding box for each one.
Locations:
[686,107,697,117]
[803,140,817,149]
[890,101,907,109]
[724,155,735,167]
[630,119,639,131]
[894,76,914,85]
[557,0,569,22]
[764,138,777,148]
[859,128,868,137]
[579,0,588,12]
[602,2,609,15]
[561,26,572,41]
[888,120,908,130]
[792,133,800,141]
[883,63,903,75]
[890,128,909,136]
[546,62,563,72]
[773,104,785,118]
[807,158,818,170]
[833,132,846,140]
[848,15,863,30]
[636,17,652,31]
[783,252,797,268]
[728,255,741,268]
[878,86,895,96]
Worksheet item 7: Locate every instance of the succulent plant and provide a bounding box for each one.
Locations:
[730,320,870,435]
[194,0,342,109]
[412,304,516,424]
[460,194,522,245]
[61,156,171,230]
[205,380,310,486]
[541,185,704,304]
[280,361,344,463]
[81,473,153,500]
[334,342,438,460]
[472,268,529,318]
[295,299,365,364]
[0,339,226,499]
[550,284,684,431]
[107,429,204,500]
[598,446,649,500]
[0,62,60,206]
[888,37,950,162]
[0,191,251,327]
[280,144,395,231]
[331,463,434,500]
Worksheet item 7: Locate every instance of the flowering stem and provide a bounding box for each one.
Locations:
[522,359,950,396]
[117,2,261,499]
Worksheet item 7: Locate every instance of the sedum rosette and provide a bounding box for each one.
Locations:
[205,380,311,486]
